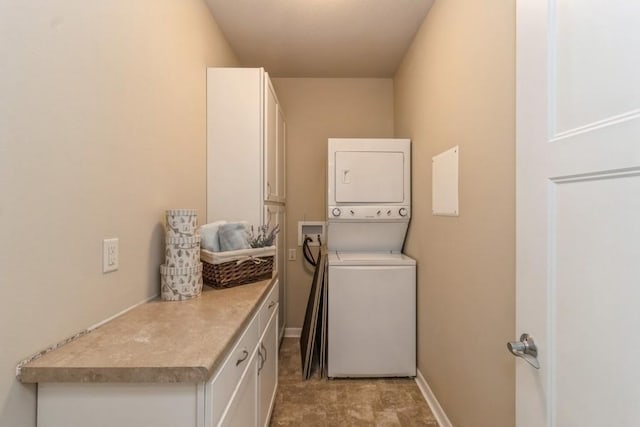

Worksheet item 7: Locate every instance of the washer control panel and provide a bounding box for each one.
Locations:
[328,205,411,219]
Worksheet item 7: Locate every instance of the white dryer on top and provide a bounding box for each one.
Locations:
[327,138,411,252]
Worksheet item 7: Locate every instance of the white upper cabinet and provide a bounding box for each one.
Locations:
[264,78,278,202]
[263,74,285,203]
[276,104,286,202]
[207,68,286,226]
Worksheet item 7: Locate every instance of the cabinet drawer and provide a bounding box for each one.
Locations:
[209,314,259,426]
[259,280,279,335]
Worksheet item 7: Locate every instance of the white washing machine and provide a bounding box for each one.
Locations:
[326,138,416,378]
[327,251,416,377]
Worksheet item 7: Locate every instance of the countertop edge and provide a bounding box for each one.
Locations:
[19,366,211,384]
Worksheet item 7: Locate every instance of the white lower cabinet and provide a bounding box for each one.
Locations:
[37,281,279,427]
[220,307,277,427]
[258,308,278,427]
[207,312,259,425]
[211,280,279,427]
[264,204,286,338]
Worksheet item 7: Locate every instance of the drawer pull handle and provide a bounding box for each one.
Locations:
[235,349,249,366]
[257,347,265,373]
[257,343,267,375]
[268,301,276,309]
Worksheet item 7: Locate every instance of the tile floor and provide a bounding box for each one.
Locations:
[270,338,439,426]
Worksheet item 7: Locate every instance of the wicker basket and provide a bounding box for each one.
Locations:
[201,246,275,288]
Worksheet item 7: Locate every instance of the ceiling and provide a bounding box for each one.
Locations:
[204,0,435,78]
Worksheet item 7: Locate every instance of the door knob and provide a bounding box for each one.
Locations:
[507,333,540,369]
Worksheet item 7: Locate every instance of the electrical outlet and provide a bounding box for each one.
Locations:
[288,248,296,261]
[103,238,119,273]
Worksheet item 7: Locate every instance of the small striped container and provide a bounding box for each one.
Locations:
[160,263,203,301]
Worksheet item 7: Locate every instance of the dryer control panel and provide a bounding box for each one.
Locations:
[328,205,411,220]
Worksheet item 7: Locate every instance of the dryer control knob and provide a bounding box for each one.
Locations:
[332,208,341,217]
[387,210,392,216]
[399,208,408,217]
[350,209,355,215]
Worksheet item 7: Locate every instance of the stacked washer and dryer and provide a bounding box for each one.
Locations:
[326,138,416,378]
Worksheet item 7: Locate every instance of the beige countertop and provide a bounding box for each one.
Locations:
[20,276,276,384]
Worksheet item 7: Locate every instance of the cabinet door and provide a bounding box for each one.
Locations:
[218,351,258,427]
[276,208,286,337]
[264,79,278,202]
[207,315,259,427]
[276,105,286,202]
[264,206,286,337]
[258,309,278,427]
[206,67,263,226]
[38,383,203,427]
[263,205,282,274]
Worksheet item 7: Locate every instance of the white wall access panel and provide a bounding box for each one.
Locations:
[432,146,459,216]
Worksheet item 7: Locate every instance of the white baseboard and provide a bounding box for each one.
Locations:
[415,369,453,427]
[284,327,301,338]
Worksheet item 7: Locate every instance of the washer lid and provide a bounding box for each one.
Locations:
[330,251,416,266]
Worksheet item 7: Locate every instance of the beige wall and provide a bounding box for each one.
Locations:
[0,1,238,425]
[394,1,516,426]
[271,78,394,328]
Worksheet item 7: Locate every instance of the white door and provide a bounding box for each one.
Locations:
[515,1,640,426]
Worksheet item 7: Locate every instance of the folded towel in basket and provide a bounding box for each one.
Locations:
[218,222,251,252]
[199,220,226,252]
